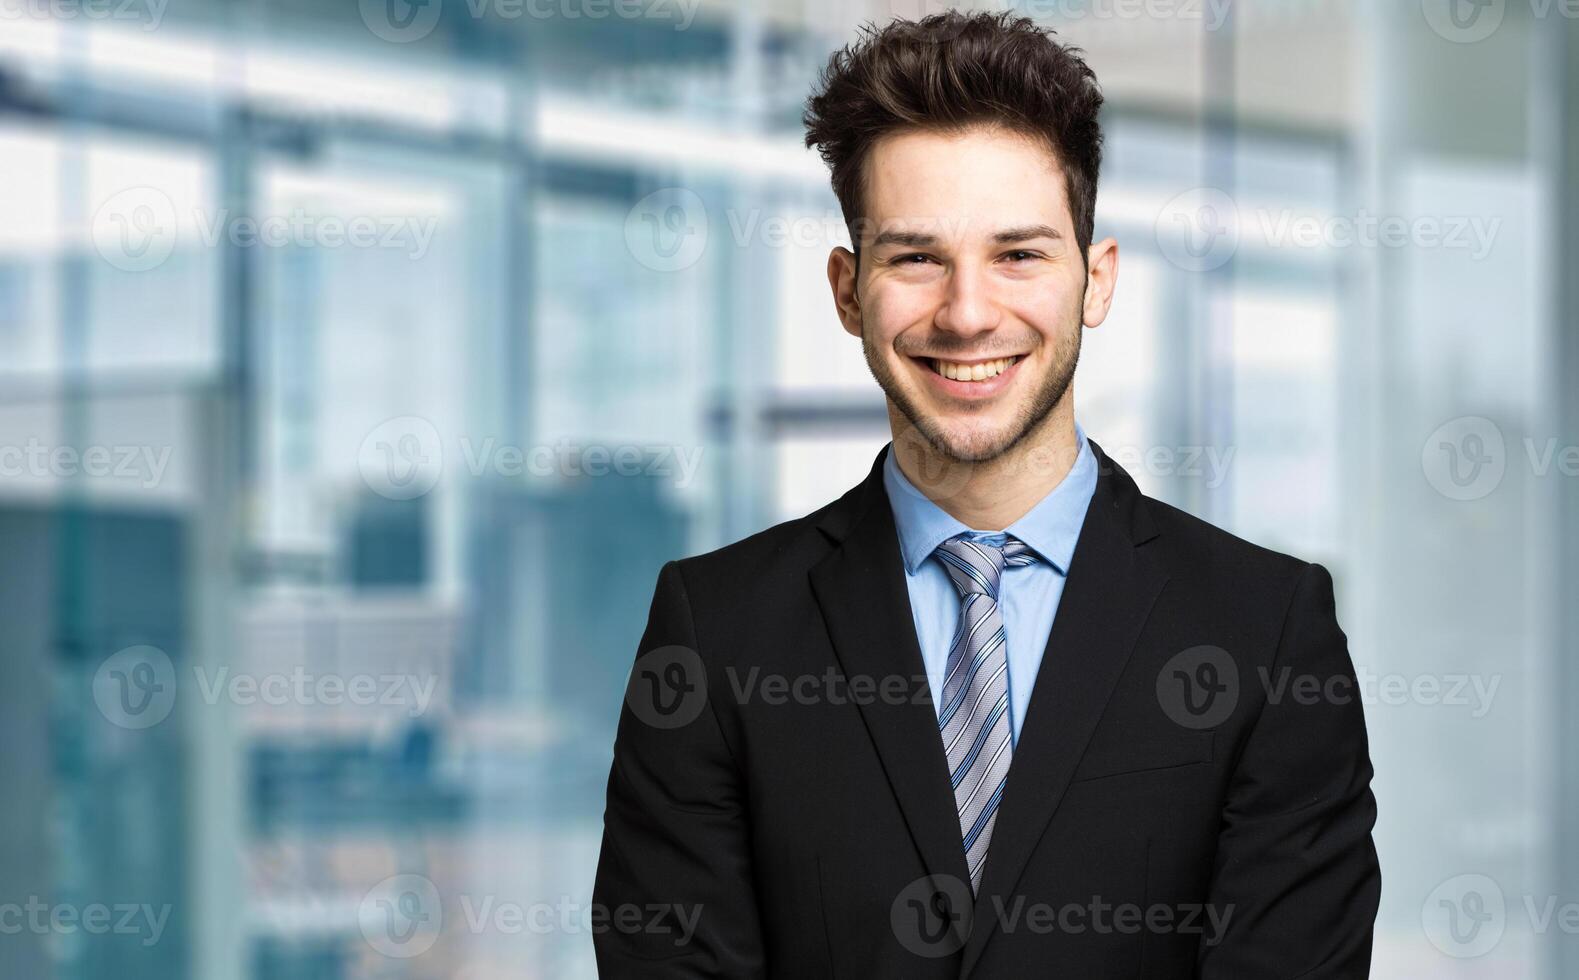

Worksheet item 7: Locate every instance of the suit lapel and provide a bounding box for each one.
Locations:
[959,439,1169,977]
[808,439,1170,976]
[808,445,975,893]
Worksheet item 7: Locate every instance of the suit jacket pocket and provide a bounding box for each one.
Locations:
[1069,729,1214,783]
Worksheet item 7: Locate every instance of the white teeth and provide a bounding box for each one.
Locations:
[931,356,1017,381]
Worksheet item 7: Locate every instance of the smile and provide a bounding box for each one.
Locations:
[926,355,1022,382]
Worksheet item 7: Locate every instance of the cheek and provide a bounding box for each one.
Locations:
[1005,279,1082,334]
[864,282,940,343]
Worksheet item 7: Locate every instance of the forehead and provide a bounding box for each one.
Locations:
[860,125,1070,236]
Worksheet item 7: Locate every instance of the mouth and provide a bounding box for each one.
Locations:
[910,353,1026,400]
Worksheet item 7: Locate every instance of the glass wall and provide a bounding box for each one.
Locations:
[0,2,1575,977]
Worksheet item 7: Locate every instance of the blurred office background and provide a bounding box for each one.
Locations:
[0,0,1575,976]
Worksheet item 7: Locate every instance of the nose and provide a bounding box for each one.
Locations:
[932,259,1002,340]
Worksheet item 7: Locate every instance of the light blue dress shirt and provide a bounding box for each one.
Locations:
[883,423,1098,746]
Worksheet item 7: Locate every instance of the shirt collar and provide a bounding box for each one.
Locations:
[882,421,1097,577]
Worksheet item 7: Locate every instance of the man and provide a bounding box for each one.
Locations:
[593,11,1380,978]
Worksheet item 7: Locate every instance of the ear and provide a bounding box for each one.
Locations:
[827,246,862,338]
[1081,236,1119,328]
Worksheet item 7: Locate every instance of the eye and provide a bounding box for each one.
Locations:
[1002,249,1041,262]
[894,253,936,265]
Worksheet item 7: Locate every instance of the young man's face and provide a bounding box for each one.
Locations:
[828,125,1112,464]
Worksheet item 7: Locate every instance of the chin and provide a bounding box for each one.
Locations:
[908,412,1026,464]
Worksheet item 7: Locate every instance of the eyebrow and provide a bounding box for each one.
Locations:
[868,224,1064,249]
[993,224,1064,244]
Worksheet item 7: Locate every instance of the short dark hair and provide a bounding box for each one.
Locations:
[803,10,1105,266]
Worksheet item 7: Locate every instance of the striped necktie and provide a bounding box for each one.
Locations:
[933,534,1039,892]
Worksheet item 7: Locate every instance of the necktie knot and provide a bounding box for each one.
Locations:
[933,534,1039,602]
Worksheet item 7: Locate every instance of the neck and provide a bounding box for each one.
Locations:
[890,394,1081,532]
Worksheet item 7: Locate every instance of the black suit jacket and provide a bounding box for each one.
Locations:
[593,438,1380,978]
